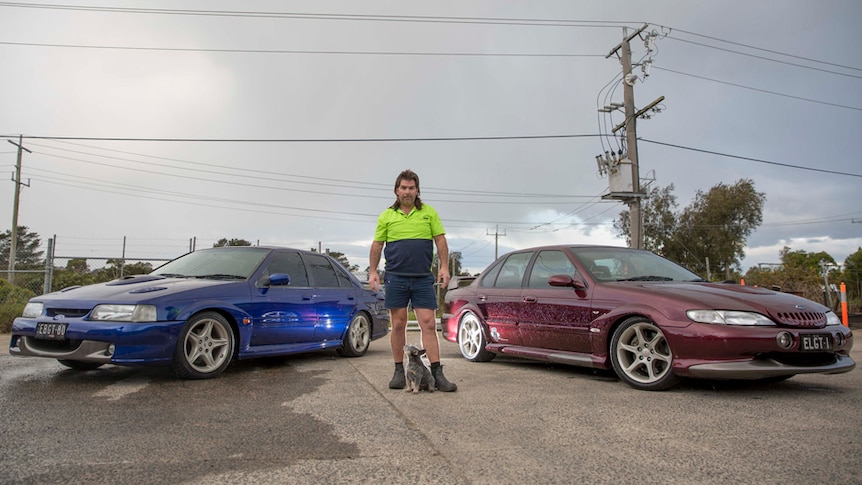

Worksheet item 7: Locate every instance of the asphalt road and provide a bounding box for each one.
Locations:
[1,331,861,485]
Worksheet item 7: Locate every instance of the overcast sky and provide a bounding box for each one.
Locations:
[1,0,860,276]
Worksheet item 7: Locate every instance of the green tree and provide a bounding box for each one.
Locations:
[0,226,44,270]
[432,251,471,312]
[50,258,96,291]
[614,184,678,255]
[0,278,36,333]
[310,248,358,273]
[616,180,765,280]
[669,179,765,279]
[213,238,252,247]
[94,259,155,281]
[432,251,469,278]
[324,250,358,272]
[842,247,862,312]
[743,247,836,306]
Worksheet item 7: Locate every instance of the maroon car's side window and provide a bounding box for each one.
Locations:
[527,251,576,288]
[493,252,532,288]
[479,260,504,288]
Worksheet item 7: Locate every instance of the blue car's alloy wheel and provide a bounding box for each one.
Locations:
[337,313,371,357]
[172,311,235,379]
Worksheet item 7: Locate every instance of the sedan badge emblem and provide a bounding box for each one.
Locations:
[795,304,806,310]
[53,314,65,320]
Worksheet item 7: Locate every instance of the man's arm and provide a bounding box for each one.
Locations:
[434,234,450,287]
[368,240,384,291]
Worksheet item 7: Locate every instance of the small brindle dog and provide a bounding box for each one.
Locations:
[403,344,435,394]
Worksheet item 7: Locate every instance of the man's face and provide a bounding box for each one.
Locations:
[395,179,418,207]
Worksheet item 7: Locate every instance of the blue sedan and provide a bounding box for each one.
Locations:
[9,246,390,379]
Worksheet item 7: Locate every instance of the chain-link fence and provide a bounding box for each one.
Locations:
[1,240,174,332]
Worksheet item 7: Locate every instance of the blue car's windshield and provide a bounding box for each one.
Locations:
[152,247,271,279]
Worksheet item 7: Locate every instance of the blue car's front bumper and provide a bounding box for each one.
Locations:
[10,318,187,366]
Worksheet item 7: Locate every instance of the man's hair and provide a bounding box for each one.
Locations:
[391,169,423,209]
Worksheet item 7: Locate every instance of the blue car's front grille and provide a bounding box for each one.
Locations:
[45,307,90,318]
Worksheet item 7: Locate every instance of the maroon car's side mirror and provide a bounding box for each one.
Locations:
[548,274,587,290]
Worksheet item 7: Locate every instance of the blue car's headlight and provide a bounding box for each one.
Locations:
[90,304,157,322]
[22,302,44,318]
[686,310,775,326]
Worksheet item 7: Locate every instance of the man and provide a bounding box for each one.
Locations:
[368,169,457,392]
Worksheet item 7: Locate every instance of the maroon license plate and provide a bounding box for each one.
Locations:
[35,322,67,340]
[800,334,832,352]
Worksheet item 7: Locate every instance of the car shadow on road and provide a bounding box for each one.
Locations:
[468,355,853,394]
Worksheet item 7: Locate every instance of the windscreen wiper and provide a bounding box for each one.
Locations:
[193,274,246,280]
[618,275,674,281]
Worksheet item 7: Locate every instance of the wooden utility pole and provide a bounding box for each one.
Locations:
[7,135,31,283]
[486,225,506,260]
[620,32,642,250]
[602,24,663,250]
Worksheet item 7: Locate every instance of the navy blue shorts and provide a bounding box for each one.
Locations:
[384,274,437,310]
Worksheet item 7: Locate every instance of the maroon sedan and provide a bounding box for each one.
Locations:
[442,245,854,391]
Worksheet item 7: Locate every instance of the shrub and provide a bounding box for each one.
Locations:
[0,279,36,333]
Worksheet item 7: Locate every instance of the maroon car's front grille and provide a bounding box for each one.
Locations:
[772,311,826,328]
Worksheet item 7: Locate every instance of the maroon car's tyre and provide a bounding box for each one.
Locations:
[457,311,495,362]
[172,311,235,379]
[337,312,371,357]
[610,317,680,391]
[57,359,104,371]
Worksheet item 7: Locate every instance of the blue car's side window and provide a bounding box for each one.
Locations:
[304,253,340,288]
[266,252,309,287]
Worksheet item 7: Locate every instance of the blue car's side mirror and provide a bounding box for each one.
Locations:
[268,273,291,286]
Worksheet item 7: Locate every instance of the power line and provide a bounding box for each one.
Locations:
[0,2,638,28]
[2,134,597,143]
[663,25,862,72]
[0,4,852,78]
[653,66,862,112]
[664,36,862,79]
[0,40,604,58]
[21,137,605,200]
[8,134,857,179]
[640,138,862,178]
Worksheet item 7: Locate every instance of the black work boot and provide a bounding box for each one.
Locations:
[431,363,457,392]
[389,363,406,389]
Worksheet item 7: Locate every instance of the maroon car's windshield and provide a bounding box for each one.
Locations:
[571,247,703,282]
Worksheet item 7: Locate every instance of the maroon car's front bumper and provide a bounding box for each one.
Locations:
[665,321,854,379]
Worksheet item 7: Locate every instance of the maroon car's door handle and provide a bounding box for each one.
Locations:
[523,296,538,303]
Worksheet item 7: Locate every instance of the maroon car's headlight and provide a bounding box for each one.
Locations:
[825,311,842,326]
[686,310,775,326]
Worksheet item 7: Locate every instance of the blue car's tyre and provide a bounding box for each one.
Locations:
[172,311,235,379]
[337,313,371,357]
